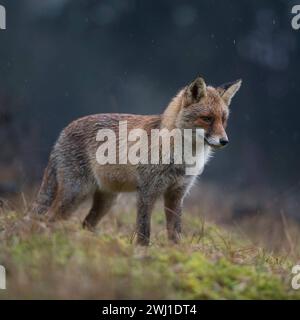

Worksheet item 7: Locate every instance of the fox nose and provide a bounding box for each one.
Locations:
[220,138,229,146]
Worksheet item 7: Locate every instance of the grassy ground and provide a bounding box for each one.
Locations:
[0,198,299,299]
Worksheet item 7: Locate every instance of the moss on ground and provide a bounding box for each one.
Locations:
[0,209,299,299]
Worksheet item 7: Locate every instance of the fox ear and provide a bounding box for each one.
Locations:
[186,76,207,104]
[218,79,242,105]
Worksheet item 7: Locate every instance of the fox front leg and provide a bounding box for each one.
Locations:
[136,189,157,246]
[164,186,186,243]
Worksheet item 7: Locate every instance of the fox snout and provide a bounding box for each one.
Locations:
[205,134,229,148]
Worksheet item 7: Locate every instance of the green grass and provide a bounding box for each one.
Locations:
[0,208,299,299]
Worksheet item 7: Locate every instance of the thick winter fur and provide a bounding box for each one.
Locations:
[32,76,241,245]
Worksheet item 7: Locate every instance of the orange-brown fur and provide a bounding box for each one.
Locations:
[32,76,241,245]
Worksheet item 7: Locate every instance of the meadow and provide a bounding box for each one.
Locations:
[0,186,299,299]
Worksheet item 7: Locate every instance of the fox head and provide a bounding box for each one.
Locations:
[174,76,242,149]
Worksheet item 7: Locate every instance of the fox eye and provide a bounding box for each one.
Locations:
[201,116,213,123]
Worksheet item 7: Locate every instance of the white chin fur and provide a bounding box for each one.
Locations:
[206,137,221,147]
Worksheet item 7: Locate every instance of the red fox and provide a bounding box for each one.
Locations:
[32,76,241,245]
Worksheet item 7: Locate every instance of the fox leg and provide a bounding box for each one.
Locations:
[136,189,157,246]
[82,191,117,231]
[47,182,89,221]
[164,187,185,244]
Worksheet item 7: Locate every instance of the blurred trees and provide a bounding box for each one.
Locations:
[0,0,299,190]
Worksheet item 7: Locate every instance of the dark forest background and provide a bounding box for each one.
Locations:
[0,0,299,217]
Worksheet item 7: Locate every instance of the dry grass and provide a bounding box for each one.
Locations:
[0,190,300,299]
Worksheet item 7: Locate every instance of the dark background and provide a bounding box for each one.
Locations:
[0,0,299,212]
